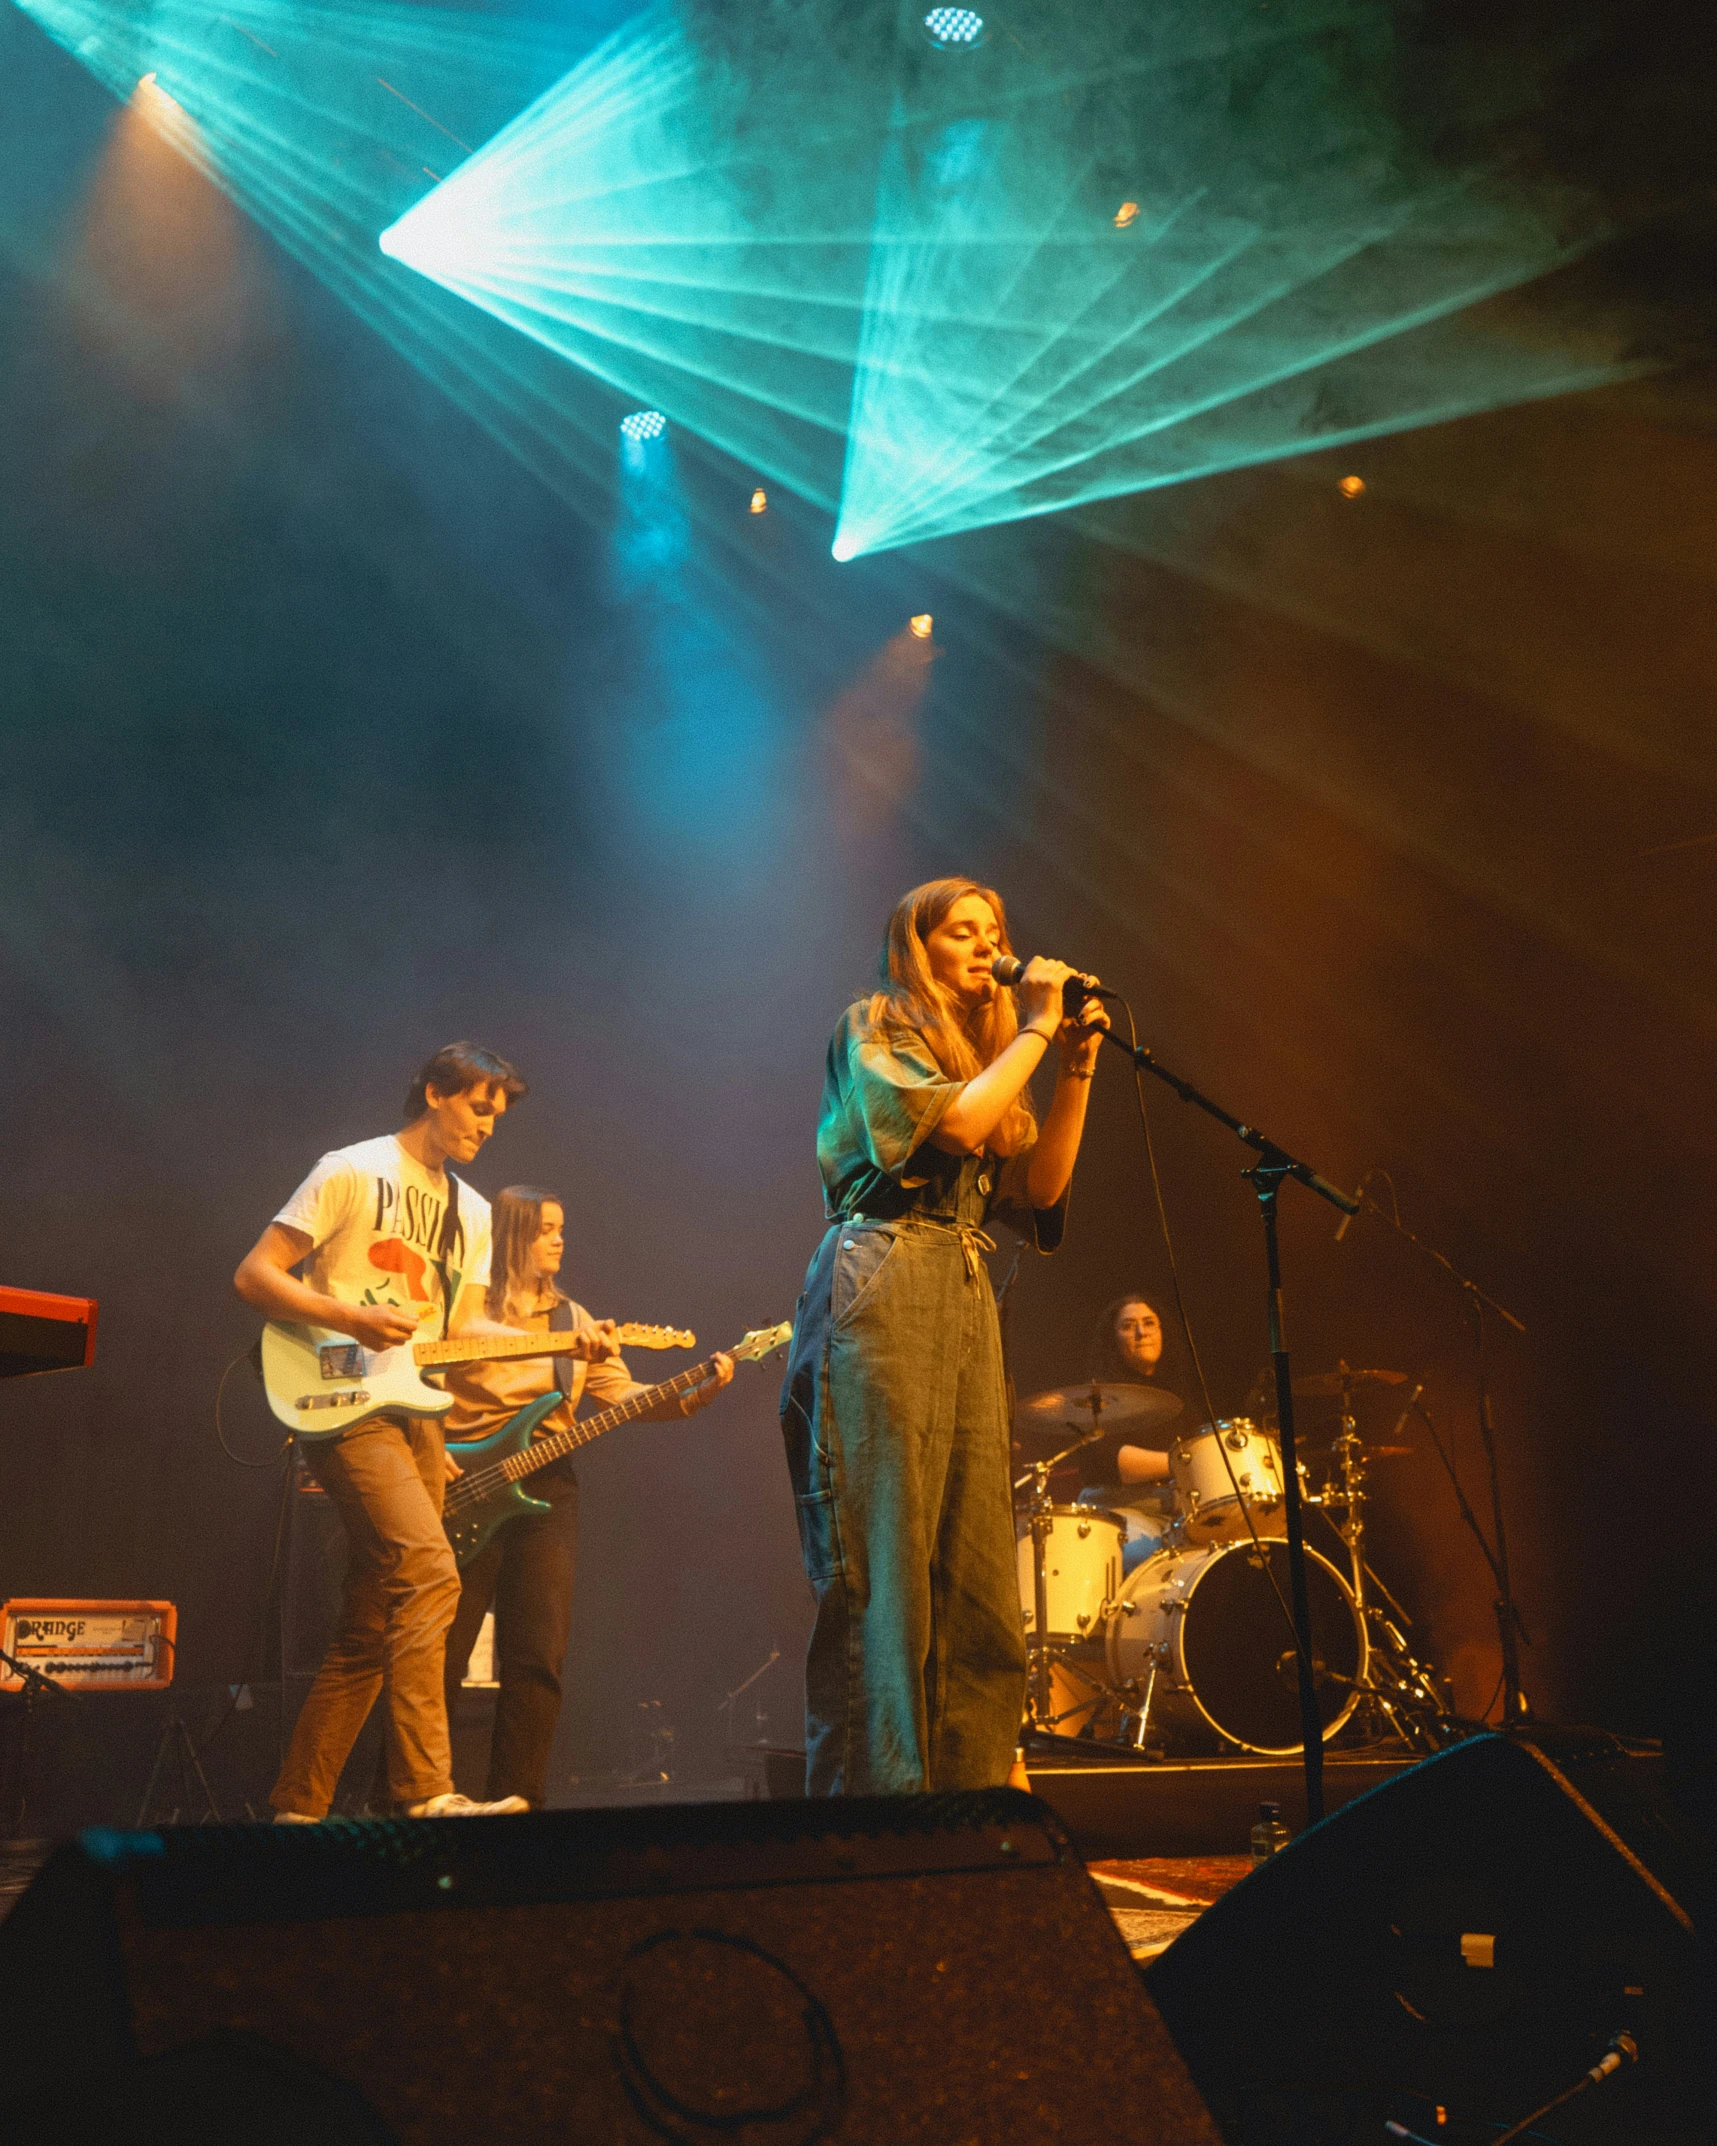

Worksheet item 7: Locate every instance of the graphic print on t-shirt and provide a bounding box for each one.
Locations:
[367,1239,433,1304]
[357,1186,461,1314]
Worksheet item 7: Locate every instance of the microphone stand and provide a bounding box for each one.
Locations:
[1341,1190,1532,1722]
[1096,1027,1357,1824]
[0,1648,78,1840]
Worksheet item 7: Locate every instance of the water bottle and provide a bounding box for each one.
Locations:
[1250,1800,1292,1865]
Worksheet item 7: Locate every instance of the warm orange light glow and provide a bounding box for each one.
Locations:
[137,71,180,110]
[1338,474,1366,498]
[749,487,767,514]
[908,613,933,639]
[1113,200,1140,229]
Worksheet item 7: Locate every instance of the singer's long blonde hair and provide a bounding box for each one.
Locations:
[861,877,1036,1157]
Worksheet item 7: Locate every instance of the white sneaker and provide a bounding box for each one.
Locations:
[404,1791,530,1818]
[272,1810,321,1825]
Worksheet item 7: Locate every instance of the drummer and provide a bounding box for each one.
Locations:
[1074,1293,1182,1567]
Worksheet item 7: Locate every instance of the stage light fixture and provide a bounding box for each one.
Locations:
[750,487,767,513]
[923,9,985,50]
[1113,200,1139,230]
[619,409,667,443]
[908,613,933,639]
[1338,474,1366,497]
[830,536,857,562]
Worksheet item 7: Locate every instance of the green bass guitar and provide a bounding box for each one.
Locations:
[441,1321,792,1566]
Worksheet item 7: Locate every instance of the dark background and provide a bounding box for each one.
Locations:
[3,0,1714,1820]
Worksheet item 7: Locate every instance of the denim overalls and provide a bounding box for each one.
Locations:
[780,1007,1064,1794]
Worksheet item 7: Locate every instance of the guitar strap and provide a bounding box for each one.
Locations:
[431,1171,462,1341]
[548,1298,577,1399]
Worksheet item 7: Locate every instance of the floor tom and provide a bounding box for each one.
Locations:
[1017,1505,1126,1641]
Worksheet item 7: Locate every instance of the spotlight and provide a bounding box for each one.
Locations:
[749,487,768,514]
[137,70,180,109]
[831,536,857,562]
[908,613,934,639]
[1337,473,1366,498]
[619,409,667,443]
[1113,200,1140,229]
[922,9,986,51]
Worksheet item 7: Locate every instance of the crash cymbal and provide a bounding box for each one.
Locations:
[1013,1381,1183,1442]
[1291,1365,1411,1398]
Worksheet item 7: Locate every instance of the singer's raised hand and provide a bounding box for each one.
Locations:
[1058,987,1110,1076]
[1014,955,1080,1036]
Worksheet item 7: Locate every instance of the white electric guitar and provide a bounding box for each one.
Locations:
[259,1317,696,1440]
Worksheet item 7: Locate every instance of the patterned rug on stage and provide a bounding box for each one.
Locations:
[1086,1856,1252,1961]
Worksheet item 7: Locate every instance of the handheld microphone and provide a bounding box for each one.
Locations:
[990,954,1119,1009]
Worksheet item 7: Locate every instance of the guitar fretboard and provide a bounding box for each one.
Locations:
[415,1323,690,1369]
[442,1361,712,1514]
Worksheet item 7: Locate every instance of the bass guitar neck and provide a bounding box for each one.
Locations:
[442,1321,792,1565]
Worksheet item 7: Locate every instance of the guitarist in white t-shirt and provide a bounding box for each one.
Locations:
[234,1040,614,1821]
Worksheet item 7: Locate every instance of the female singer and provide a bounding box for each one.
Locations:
[780,878,1107,1794]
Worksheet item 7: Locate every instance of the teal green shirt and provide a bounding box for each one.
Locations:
[816,1003,1067,1249]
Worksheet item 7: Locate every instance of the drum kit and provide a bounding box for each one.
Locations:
[1013,1366,1457,1758]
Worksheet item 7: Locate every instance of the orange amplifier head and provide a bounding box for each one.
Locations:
[0,1599,176,1692]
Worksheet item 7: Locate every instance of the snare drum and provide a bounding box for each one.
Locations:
[1076,1485,1171,1575]
[1017,1505,1125,1641]
[1104,1537,1364,1754]
[1169,1418,1286,1543]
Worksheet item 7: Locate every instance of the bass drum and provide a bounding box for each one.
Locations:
[1104,1539,1365,1755]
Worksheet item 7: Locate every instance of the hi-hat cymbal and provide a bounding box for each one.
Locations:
[1292,1366,1411,1398]
[1013,1381,1183,1442]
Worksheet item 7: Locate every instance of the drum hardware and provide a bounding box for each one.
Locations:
[1296,1372,1458,1754]
[1334,1184,1532,1722]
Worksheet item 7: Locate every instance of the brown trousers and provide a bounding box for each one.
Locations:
[271,1417,460,1816]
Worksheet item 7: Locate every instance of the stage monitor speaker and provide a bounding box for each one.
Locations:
[1146,1729,1712,2145]
[0,1788,1219,2146]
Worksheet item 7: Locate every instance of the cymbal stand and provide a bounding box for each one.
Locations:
[1318,1382,1456,1753]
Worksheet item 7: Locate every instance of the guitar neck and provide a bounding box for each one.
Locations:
[415,1324,687,1369]
[461,1360,717,1489]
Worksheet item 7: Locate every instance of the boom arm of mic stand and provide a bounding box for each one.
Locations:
[1097,1029,1360,1218]
[1345,1189,1526,1334]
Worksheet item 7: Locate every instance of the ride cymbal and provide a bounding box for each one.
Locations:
[1291,1365,1411,1398]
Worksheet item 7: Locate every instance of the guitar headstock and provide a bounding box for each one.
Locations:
[616,1322,696,1350]
[731,1321,793,1365]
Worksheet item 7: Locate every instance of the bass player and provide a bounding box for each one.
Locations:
[438,1185,733,1809]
